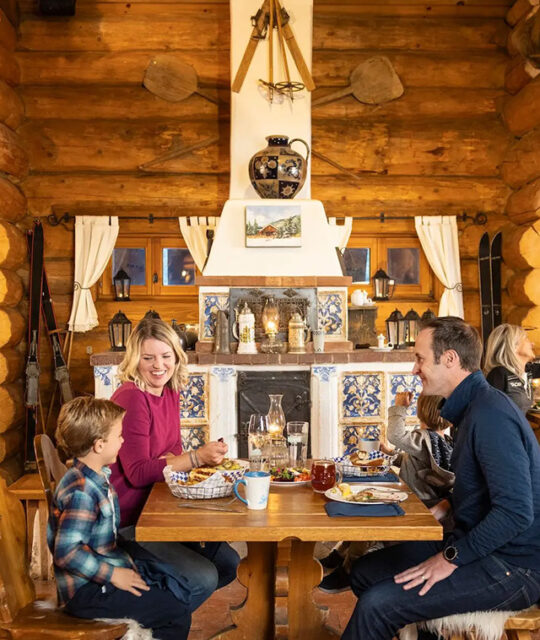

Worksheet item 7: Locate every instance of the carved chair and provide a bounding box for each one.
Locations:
[34,433,67,515]
[0,474,128,639]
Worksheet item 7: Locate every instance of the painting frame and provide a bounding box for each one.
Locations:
[245,204,302,248]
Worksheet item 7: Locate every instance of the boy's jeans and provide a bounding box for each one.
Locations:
[342,541,540,640]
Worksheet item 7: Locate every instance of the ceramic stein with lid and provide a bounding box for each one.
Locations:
[288,312,311,354]
[233,303,258,354]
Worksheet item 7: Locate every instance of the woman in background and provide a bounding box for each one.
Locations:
[483,323,535,414]
[110,318,240,611]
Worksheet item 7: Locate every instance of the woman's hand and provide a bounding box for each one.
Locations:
[395,391,413,407]
[196,441,228,466]
[110,567,150,596]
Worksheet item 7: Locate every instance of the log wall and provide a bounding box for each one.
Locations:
[9,0,516,404]
[500,0,540,346]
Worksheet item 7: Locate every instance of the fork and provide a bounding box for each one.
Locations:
[177,496,244,512]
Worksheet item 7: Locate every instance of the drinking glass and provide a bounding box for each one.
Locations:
[248,414,269,471]
[286,421,308,467]
[311,459,340,493]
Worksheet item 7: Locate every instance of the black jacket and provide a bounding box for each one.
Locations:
[486,365,531,414]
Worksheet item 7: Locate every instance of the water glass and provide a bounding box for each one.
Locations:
[248,414,269,471]
[286,421,308,467]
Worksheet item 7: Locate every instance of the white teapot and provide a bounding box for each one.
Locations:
[351,289,368,306]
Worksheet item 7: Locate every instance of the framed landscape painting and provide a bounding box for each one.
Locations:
[245,204,302,247]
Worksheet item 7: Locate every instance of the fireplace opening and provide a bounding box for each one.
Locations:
[237,370,311,459]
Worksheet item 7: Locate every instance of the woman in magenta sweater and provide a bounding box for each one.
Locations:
[110,318,240,611]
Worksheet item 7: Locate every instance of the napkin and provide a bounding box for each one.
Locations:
[325,502,404,517]
[342,472,400,483]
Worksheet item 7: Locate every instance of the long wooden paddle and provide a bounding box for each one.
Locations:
[312,56,403,107]
[138,134,220,171]
[143,54,218,104]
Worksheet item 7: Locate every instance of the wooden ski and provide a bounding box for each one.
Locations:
[490,232,502,330]
[478,232,493,346]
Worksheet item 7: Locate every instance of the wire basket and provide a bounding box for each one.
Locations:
[334,452,395,478]
[163,461,249,500]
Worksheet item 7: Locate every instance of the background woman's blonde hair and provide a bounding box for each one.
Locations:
[483,323,527,378]
[117,318,188,392]
[417,395,452,432]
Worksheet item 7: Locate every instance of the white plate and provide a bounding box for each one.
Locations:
[270,479,311,487]
[325,484,408,504]
[369,346,393,352]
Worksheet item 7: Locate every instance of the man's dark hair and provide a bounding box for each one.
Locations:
[423,316,482,372]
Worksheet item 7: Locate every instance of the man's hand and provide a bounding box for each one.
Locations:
[197,440,228,465]
[429,499,451,523]
[394,552,457,595]
[395,391,413,407]
[110,567,150,596]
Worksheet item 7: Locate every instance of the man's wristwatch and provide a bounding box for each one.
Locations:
[442,545,458,562]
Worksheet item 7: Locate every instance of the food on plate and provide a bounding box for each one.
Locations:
[270,466,311,482]
[350,451,385,467]
[337,482,352,497]
[215,458,242,471]
[344,488,405,503]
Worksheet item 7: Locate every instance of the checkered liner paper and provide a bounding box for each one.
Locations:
[163,461,249,499]
[334,452,396,477]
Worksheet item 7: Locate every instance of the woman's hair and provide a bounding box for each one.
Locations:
[483,323,528,377]
[56,396,125,458]
[117,318,188,392]
[416,395,452,432]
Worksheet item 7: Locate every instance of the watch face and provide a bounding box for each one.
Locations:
[444,546,457,561]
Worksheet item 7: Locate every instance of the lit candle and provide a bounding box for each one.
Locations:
[266,320,277,334]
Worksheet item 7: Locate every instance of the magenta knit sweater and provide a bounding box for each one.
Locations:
[109,381,183,527]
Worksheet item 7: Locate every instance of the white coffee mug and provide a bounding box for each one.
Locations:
[234,471,271,510]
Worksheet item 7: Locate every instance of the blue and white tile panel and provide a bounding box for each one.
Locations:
[198,287,230,341]
[342,424,381,456]
[317,288,347,340]
[94,365,121,399]
[180,372,209,425]
[181,426,208,451]
[340,372,385,422]
[389,373,423,419]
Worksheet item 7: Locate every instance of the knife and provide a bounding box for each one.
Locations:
[177,502,244,512]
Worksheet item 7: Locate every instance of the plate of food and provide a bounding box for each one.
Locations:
[164,459,248,499]
[335,451,395,477]
[270,466,311,485]
[325,483,407,504]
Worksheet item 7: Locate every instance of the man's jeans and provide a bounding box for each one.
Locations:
[342,541,540,640]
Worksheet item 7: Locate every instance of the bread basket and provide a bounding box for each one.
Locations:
[163,460,249,499]
[335,451,395,477]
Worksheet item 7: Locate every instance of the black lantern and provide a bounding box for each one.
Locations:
[143,309,161,320]
[385,309,406,349]
[113,269,131,302]
[420,309,437,327]
[108,311,132,351]
[404,309,421,346]
[372,269,396,301]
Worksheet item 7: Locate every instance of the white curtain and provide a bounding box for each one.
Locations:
[414,216,464,318]
[178,216,220,272]
[328,217,353,250]
[68,216,119,332]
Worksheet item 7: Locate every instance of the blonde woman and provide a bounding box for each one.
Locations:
[109,318,239,611]
[483,323,535,414]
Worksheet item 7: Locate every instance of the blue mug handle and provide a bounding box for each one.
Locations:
[234,478,248,505]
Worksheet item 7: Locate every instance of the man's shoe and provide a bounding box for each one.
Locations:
[318,566,351,594]
[319,549,343,570]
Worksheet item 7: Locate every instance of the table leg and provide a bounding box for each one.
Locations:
[212,540,340,640]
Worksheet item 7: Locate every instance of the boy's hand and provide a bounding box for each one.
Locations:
[110,567,150,596]
[395,391,413,407]
[197,440,228,465]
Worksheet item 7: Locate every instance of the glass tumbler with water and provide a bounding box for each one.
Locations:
[286,421,308,467]
[248,414,269,471]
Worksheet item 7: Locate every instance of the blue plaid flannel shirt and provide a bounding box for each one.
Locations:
[47,458,134,605]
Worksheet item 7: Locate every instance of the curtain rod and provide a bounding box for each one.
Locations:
[47,211,487,227]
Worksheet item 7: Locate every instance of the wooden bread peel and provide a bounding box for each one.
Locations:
[143,54,218,104]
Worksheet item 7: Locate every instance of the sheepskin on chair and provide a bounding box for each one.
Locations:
[399,609,519,640]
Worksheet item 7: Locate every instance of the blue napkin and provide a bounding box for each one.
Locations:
[325,501,404,517]
[342,472,399,483]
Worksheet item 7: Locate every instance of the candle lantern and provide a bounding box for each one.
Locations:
[420,308,437,327]
[108,310,132,351]
[404,308,421,346]
[372,268,395,301]
[261,296,285,353]
[385,308,406,349]
[113,268,131,301]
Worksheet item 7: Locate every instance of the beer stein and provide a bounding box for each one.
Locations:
[233,302,258,354]
[288,311,311,354]
[214,310,231,354]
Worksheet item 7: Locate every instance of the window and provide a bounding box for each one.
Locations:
[342,248,371,284]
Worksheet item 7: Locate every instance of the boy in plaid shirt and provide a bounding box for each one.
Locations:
[49,396,191,640]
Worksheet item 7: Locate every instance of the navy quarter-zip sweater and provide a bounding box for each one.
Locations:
[440,370,540,569]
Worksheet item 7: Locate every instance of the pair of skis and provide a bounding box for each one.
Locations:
[478,231,502,347]
[24,220,73,469]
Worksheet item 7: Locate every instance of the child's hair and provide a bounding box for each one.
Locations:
[416,395,451,432]
[55,396,126,458]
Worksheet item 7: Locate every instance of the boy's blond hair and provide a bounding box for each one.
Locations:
[417,395,452,432]
[56,396,125,458]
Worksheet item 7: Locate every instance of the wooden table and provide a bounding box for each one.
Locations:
[136,482,442,640]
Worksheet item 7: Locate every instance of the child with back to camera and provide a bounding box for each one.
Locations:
[49,396,191,640]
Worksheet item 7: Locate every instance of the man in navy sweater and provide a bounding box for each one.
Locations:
[342,316,540,640]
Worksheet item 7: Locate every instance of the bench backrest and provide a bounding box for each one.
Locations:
[34,434,67,516]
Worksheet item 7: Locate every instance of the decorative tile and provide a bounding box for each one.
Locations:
[180,373,208,424]
[200,293,229,340]
[342,424,382,455]
[312,365,337,383]
[94,365,114,387]
[317,290,346,339]
[93,365,120,399]
[181,426,207,451]
[389,374,423,418]
[340,372,384,421]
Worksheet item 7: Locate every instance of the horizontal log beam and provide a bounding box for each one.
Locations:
[0,307,25,348]
[0,177,26,222]
[23,173,510,218]
[500,75,540,135]
[0,123,29,180]
[0,221,27,270]
[0,428,22,462]
[0,383,23,433]
[0,79,22,129]
[506,304,540,345]
[506,176,540,224]
[0,347,23,384]
[501,127,540,188]
[507,268,540,306]
[0,268,23,307]
[504,54,540,94]
[502,220,540,269]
